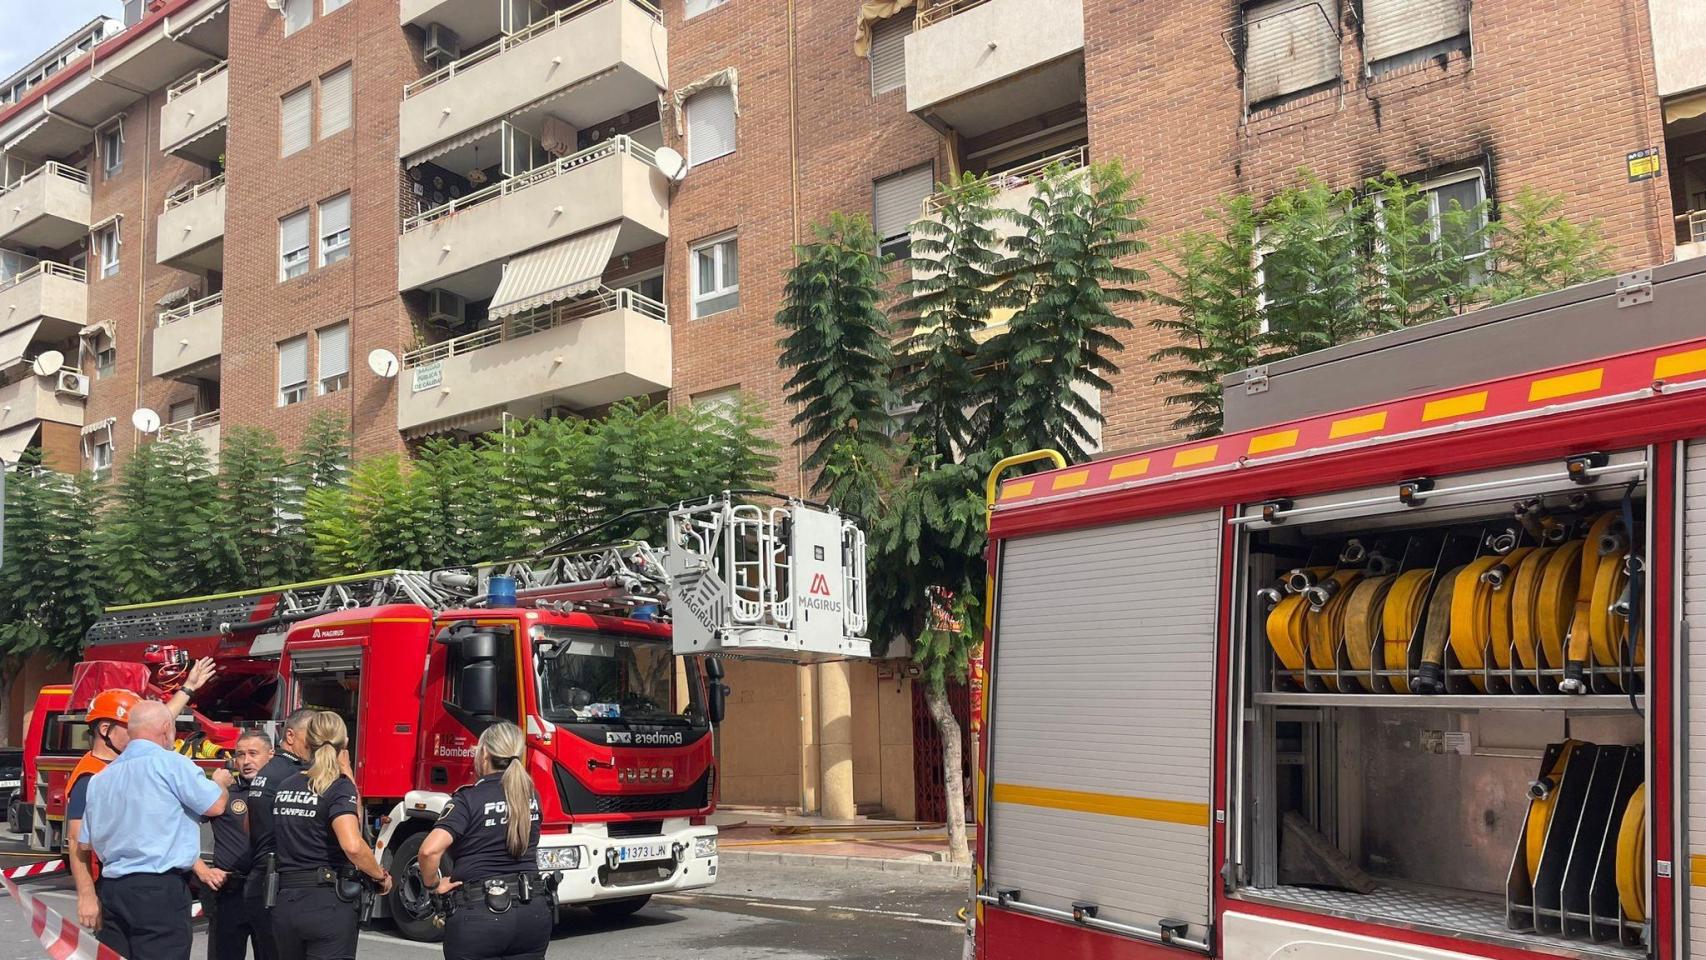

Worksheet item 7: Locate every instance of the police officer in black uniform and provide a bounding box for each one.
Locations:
[270,712,393,960]
[246,708,314,960]
[416,722,551,960]
[203,730,273,960]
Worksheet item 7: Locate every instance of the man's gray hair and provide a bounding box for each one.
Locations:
[283,707,316,734]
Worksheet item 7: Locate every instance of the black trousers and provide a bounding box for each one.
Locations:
[271,886,359,960]
[443,894,552,960]
[204,881,254,960]
[241,875,280,960]
[96,872,193,960]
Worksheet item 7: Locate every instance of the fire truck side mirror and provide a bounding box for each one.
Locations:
[445,630,501,719]
[704,658,725,681]
[706,682,730,726]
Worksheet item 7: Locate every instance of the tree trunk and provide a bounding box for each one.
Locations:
[926,682,970,863]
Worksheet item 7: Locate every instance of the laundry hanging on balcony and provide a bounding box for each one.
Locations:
[488,222,621,320]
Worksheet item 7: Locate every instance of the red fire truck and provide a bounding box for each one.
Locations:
[25,494,869,940]
[974,260,1705,960]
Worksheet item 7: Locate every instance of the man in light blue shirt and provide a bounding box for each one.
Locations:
[84,699,232,959]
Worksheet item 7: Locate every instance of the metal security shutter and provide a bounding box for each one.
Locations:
[873,165,933,246]
[1244,0,1340,106]
[278,336,308,390]
[281,86,311,156]
[869,15,910,95]
[319,65,352,138]
[1684,440,1706,958]
[987,509,1221,940]
[318,322,349,383]
[685,86,736,166]
[1363,0,1466,63]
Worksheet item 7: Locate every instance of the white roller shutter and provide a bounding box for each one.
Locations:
[1363,0,1467,64]
[685,86,736,167]
[281,86,311,156]
[869,15,910,95]
[318,322,349,382]
[873,165,933,246]
[319,65,352,138]
[987,509,1221,941]
[278,336,308,390]
[1244,0,1340,105]
[1684,440,1706,958]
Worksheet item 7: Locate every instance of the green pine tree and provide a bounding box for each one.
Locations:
[214,427,309,589]
[1484,187,1614,304]
[97,435,225,604]
[0,460,105,667]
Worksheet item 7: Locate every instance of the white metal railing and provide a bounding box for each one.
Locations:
[159,409,221,437]
[402,0,662,99]
[921,145,1088,215]
[164,173,225,211]
[915,0,992,27]
[157,291,222,327]
[401,286,666,369]
[1679,210,1706,246]
[0,161,90,197]
[0,261,87,293]
[167,60,227,101]
[402,135,655,233]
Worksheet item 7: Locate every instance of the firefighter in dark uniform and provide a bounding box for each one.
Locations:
[270,712,393,960]
[417,722,551,960]
[203,729,273,960]
[246,708,315,960]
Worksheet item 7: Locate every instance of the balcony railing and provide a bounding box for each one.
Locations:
[0,162,89,196]
[159,409,221,437]
[402,287,666,368]
[164,173,225,211]
[167,60,227,101]
[158,290,222,327]
[1679,210,1706,245]
[921,145,1087,215]
[915,0,993,27]
[402,0,662,99]
[0,261,86,293]
[402,135,655,233]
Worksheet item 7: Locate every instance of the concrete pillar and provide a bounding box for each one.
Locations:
[816,661,856,819]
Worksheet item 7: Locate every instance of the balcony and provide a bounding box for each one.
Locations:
[0,164,92,250]
[399,136,668,296]
[905,0,1085,137]
[0,263,87,345]
[156,175,225,272]
[161,62,228,164]
[152,292,222,380]
[158,409,220,461]
[399,0,667,164]
[0,373,84,434]
[397,287,670,435]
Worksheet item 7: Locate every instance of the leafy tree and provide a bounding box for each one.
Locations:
[1485,187,1614,304]
[1358,173,1480,329]
[1256,176,1367,356]
[295,412,352,492]
[776,214,897,502]
[213,427,310,589]
[97,435,225,604]
[305,455,435,574]
[0,460,105,668]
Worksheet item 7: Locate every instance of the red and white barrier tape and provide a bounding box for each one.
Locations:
[0,871,124,960]
[3,859,66,880]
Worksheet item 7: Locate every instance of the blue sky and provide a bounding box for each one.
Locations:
[0,0,119,81]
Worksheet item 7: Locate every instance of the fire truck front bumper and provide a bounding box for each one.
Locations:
[540,823,719,904]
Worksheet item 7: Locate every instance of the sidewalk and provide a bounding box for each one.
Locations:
[712,809,970,879]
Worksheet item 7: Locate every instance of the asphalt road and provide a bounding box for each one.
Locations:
[0,836,969,960]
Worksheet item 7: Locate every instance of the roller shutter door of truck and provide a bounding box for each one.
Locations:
[987,509,1221,945]
[1684,440,1706,957]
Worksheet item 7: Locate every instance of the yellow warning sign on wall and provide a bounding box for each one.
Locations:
[1627,148,1660,182]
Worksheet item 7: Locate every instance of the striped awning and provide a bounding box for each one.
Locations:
[405,118,503,169]
[177,2,229,41]
[0,424,36,464]
[157,285,197,308]
[489,223,621,320]
[80,416,116,438]
[0,320,42,367]
[2,117,48,155]
[170,118,227,153]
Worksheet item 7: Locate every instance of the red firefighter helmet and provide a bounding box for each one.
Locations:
[87,689,140,727]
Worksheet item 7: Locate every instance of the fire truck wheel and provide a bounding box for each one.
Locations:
[388,831,449,943]
[586,896,651,920]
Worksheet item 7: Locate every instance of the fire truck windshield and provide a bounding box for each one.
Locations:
[533,627,695,726]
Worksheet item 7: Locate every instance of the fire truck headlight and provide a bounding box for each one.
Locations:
[536,847,584,871]
[693,837,717,859]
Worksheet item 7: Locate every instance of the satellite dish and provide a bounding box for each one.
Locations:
[30,350,64,378]
[653,147,687,183]
[132,407,161,434]
[368,348,400,379]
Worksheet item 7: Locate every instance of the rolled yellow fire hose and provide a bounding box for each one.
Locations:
[1524,740,1580,885]
[1266,593,1310,676]
[1343,575,1396,674]
[1536,541,1585,669]
[1565,513,1623,685]
[1508,546,1555,671]
[1305,571,1364,690]
[1380,570,1432,693]
[1488,547,1537,671]
[1415,565,1466,693]
[1448,556,1505,691]
[1615,784,1646,922]
[1589,549,1634,682]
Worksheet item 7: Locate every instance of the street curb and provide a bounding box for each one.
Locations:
[720,849,971,879]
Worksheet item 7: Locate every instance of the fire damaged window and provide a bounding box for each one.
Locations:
[1240,0,1341,110]
[1361,0,1469,75]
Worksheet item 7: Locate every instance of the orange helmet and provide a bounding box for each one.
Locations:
[87,689,140,727]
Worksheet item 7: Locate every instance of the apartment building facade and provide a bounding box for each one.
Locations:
[0,0,1699,808]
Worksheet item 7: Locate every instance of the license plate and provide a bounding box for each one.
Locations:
[0,780,18,790]
[617,842,669,863]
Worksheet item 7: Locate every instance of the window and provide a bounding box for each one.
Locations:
[282,0,312,35]
[95,224,120,279]
[281,85,311,157]
[684,86,736,167]
[278,335,308,406]
[1418,168,1489,266]
[617,271,664,304]
[691,386,740,421]
[99,124,123,179]
[280,210,309,280]
[691,233,739,318]
[167,399,196,424]
[91,441,113,476]
[318,193,350,266]
[873,165,934,260]
[1242,0,1340,107]
[324,0,350,11]
[684,0,729,18]
[869,15,910,95]
[317,321,349,395]
[319,65,351,139]
[95,347,116,379]
[1362,0,1468,73]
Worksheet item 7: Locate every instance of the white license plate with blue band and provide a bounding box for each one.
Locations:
[618,842,669,863]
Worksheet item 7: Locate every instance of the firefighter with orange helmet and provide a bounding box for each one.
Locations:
[67,659,218,933]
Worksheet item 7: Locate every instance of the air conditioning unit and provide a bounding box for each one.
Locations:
[426,289,468,331]
[56,371,90,397]
[423,24,461,67]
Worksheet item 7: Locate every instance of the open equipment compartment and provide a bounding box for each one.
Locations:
[1231,448,1653,960]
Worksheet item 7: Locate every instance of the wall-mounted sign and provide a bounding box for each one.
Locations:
[411,362,442,393]
[1627,147,1660,182]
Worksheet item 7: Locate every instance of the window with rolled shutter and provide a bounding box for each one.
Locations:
[317,322,349,395]
[278,335,308,406]
[685,86,736,167]
[869,15,910,95]
[873,165,934,260]
[318,193,350,266]
[1243,0,1340,107]
[281,85,311,156]
[1362,0,1467,66]
[282,0,312,35]
[319,65,351,139]
[280,210,309,280]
